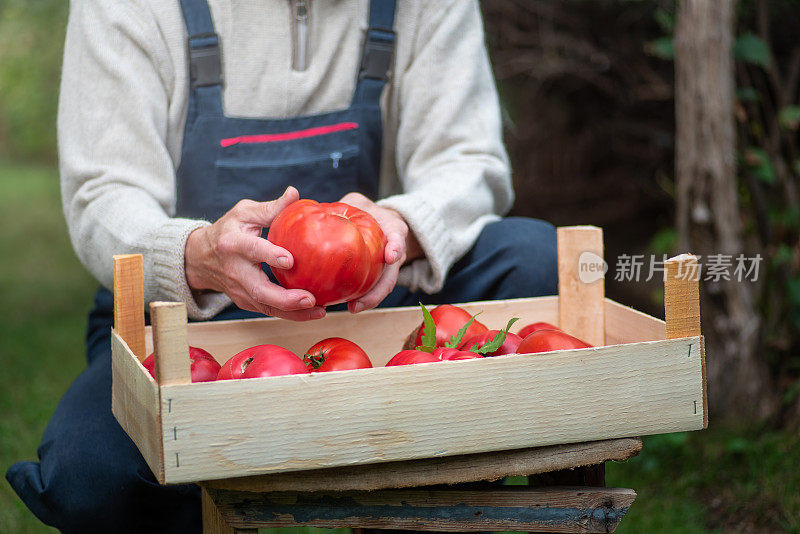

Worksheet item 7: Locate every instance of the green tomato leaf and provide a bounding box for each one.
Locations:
[734,33,770,68]
[475,318,519,355]
[445,314,480,348]
[416,303,437,352]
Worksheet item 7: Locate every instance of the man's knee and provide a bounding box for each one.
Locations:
[35,445,199,534]
[476,217,558,298]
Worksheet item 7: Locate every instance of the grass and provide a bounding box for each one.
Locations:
[1,159,798,533]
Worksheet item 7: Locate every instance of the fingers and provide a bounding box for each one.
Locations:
[348,261,401,314]
[234,186,299,226]
[218,233,294,269]
[384,230,406,265]
[339,192,369,208]
[234,265,314,310]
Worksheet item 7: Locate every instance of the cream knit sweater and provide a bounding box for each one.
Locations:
[59,0,513,319]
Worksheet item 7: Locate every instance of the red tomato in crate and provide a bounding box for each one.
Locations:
[142,346,220,383]
[411,304,488,348]
[385,348,483,366]
[432,347,484,361]
[304,338,372,372]
[267,199,386,306]
[516,329,591,354]
[218,344,310,379]
[517,322,560,339]
[385,350,440,366]
[458,330,523,356]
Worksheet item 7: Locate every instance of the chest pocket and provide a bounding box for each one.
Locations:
[215,122,361,209]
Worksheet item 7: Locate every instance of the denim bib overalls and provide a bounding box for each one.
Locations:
[6,1,559,531]
[175,0,396,222]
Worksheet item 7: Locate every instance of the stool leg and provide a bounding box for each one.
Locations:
[201,485,257,534]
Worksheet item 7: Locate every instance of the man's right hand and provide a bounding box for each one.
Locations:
[184,186,325,321]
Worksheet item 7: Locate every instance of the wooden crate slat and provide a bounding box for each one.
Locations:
[205,487,636,533]
[204,437,641,492]
[110,330,164,482]
[158,336,704,484]
[604,299,666,345]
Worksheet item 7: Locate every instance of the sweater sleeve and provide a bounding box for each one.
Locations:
[59,0,231,319]
[377,0,514,294]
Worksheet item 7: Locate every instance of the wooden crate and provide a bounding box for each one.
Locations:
[111,226,706,486]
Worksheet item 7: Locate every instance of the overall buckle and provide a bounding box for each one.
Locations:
[360,28,394,81]
[188,32,222,88]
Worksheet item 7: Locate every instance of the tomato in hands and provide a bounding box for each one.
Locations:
[218,344,310,379]
[142,346,221,383]
[517,322,560,339]
[516,329,591,354]
[267,199,386,306]
[459,330,523,356]
[304,338,372,372]
[410,304,488,349]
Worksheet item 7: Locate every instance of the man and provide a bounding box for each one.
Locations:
[6,0,557,531]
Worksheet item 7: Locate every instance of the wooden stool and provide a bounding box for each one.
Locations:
[200,437,641,533]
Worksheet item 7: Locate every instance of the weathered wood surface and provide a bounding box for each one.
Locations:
[158,337,703,484]
[557,226,605,347]
[110,330,164,481]
[150,302,191,386]
[204,438,641,492]
[113,254,146,361]
[202,486,257,534]
[205,486,637,532]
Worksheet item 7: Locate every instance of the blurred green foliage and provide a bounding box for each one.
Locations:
[0,0,68,162]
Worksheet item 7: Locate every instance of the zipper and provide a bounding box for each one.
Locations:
[291,0,310,71]
[220,122,359,147]
[216,146,358,169]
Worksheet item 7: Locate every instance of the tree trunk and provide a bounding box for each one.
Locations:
[674,0,776,420]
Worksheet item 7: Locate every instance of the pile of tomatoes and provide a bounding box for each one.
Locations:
[141,303,591,383]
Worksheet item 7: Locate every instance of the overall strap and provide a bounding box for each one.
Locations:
[178,0,223,116]
[352,0,397,106]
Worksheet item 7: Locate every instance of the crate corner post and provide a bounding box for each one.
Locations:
[113,254,146,361]
[150,301,192,386]
[556,225,605,346]
[664,253,707,428]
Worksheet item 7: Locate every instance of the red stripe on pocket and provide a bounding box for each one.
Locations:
[220,122,359,147]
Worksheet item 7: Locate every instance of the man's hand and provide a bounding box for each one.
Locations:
[339,192,423,314]
[184,187,326,321]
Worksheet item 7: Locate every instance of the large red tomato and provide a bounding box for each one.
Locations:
[516,329,591,354]
[267,199,386,306]
[517,322,560,339]
[412,304,488,348]
[142,346,220,383]
[458,330,523,356]
[304,338,372,372]
[218,344,310,379]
